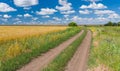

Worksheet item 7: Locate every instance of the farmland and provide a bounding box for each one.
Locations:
[0,26,81,71]
[0,26,67,42]
[0,26,67,60]
[0,26,120,71]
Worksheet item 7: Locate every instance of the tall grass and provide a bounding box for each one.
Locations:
[42,30,87,71]
[0,27,81,71]
[88,27,120,71]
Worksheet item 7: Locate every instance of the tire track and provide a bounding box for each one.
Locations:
[65,30,92,71]
[17,30,84,71]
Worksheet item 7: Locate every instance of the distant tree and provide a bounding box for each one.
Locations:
[104,21,113,26]
[68,22,78,26]
[113,23,117,26]
[118,22,120,26]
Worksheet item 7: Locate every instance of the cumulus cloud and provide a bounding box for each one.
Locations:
[64,15,69,18]
[13,0,38,7]
[32,17,38,20]
[61,10,75,14]
[17,14,23,17]
[56,0,72,11]
[94,10,120,19]
[36,8,57,15]
[94,10,114,15]
[79,10,92,14]
[80,2,107,9]
[84,0,102,2]
[0,3,16,12]
[71,16,109,24]
[53,17,61,21]
[3,14,11,18]
[108,13,120,18]
[42,15,50,18]
[24,13,32,17]
[56,0,75,14]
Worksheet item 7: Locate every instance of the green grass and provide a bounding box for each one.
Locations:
[88,26,120,71]
[42,30,87,71]
[0,27,81,71]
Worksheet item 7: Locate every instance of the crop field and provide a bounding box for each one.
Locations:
[88,26,120,71]
[0,26,120,71]
[0,26,83,71]
[0,26,67,42]
[0,26,67,60]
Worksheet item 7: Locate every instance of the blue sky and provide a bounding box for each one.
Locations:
[0,0,120,25]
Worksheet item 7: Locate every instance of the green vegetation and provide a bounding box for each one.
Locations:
[104,21,120,26]
[0,27,81,71]
[88,27,120,71]
[68,22,78,26]
[42,30,87,71]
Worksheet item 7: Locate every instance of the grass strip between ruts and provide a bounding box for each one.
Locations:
[42,30,87,71]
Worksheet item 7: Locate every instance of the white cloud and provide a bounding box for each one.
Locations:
[61,10,75,14]
[42,15,50,18]
[36,8,57,15]
[23,7,31,10]
[80,2,107,9]
[14,18,20,21]
[64,15,69,18]
[84,0,101,2]
[71,16,83,21]
[53,17,61,21]
[17,14,23,17]
[3,14,11,18]
[94,10,120,18]
[24,13,32,17]
[94,10,115,15]
[108,13,120,18]
[1,18,8,22]
[56,0,75,14]
[13,0,38,7]
[79,10,92,14]
[71,16,109,24]
[0,3,16,12]
[56,0,72,11]
[32,17,38,20]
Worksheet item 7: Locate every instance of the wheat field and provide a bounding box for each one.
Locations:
[0,26,67,42]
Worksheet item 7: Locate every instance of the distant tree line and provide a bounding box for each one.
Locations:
[104,21,120,26]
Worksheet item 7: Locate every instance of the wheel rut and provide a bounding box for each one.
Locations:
[65,30,92,71]
[17,30,84,71]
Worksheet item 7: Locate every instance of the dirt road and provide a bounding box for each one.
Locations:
[65,30,92,71]
[17,30,84,71]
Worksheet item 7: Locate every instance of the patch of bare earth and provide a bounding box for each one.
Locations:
[65,30,92,71]
[93,31,97,37]
[93,41,99,47]
[87,64,110,71]
[92,31,99,47]
[17,30,84,71]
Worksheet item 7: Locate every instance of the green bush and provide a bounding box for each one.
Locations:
[68,22,78,26]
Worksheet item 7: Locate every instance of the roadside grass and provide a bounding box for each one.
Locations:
[88,26,120,71]
[0,27,81,71]
[42,30,87,71]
